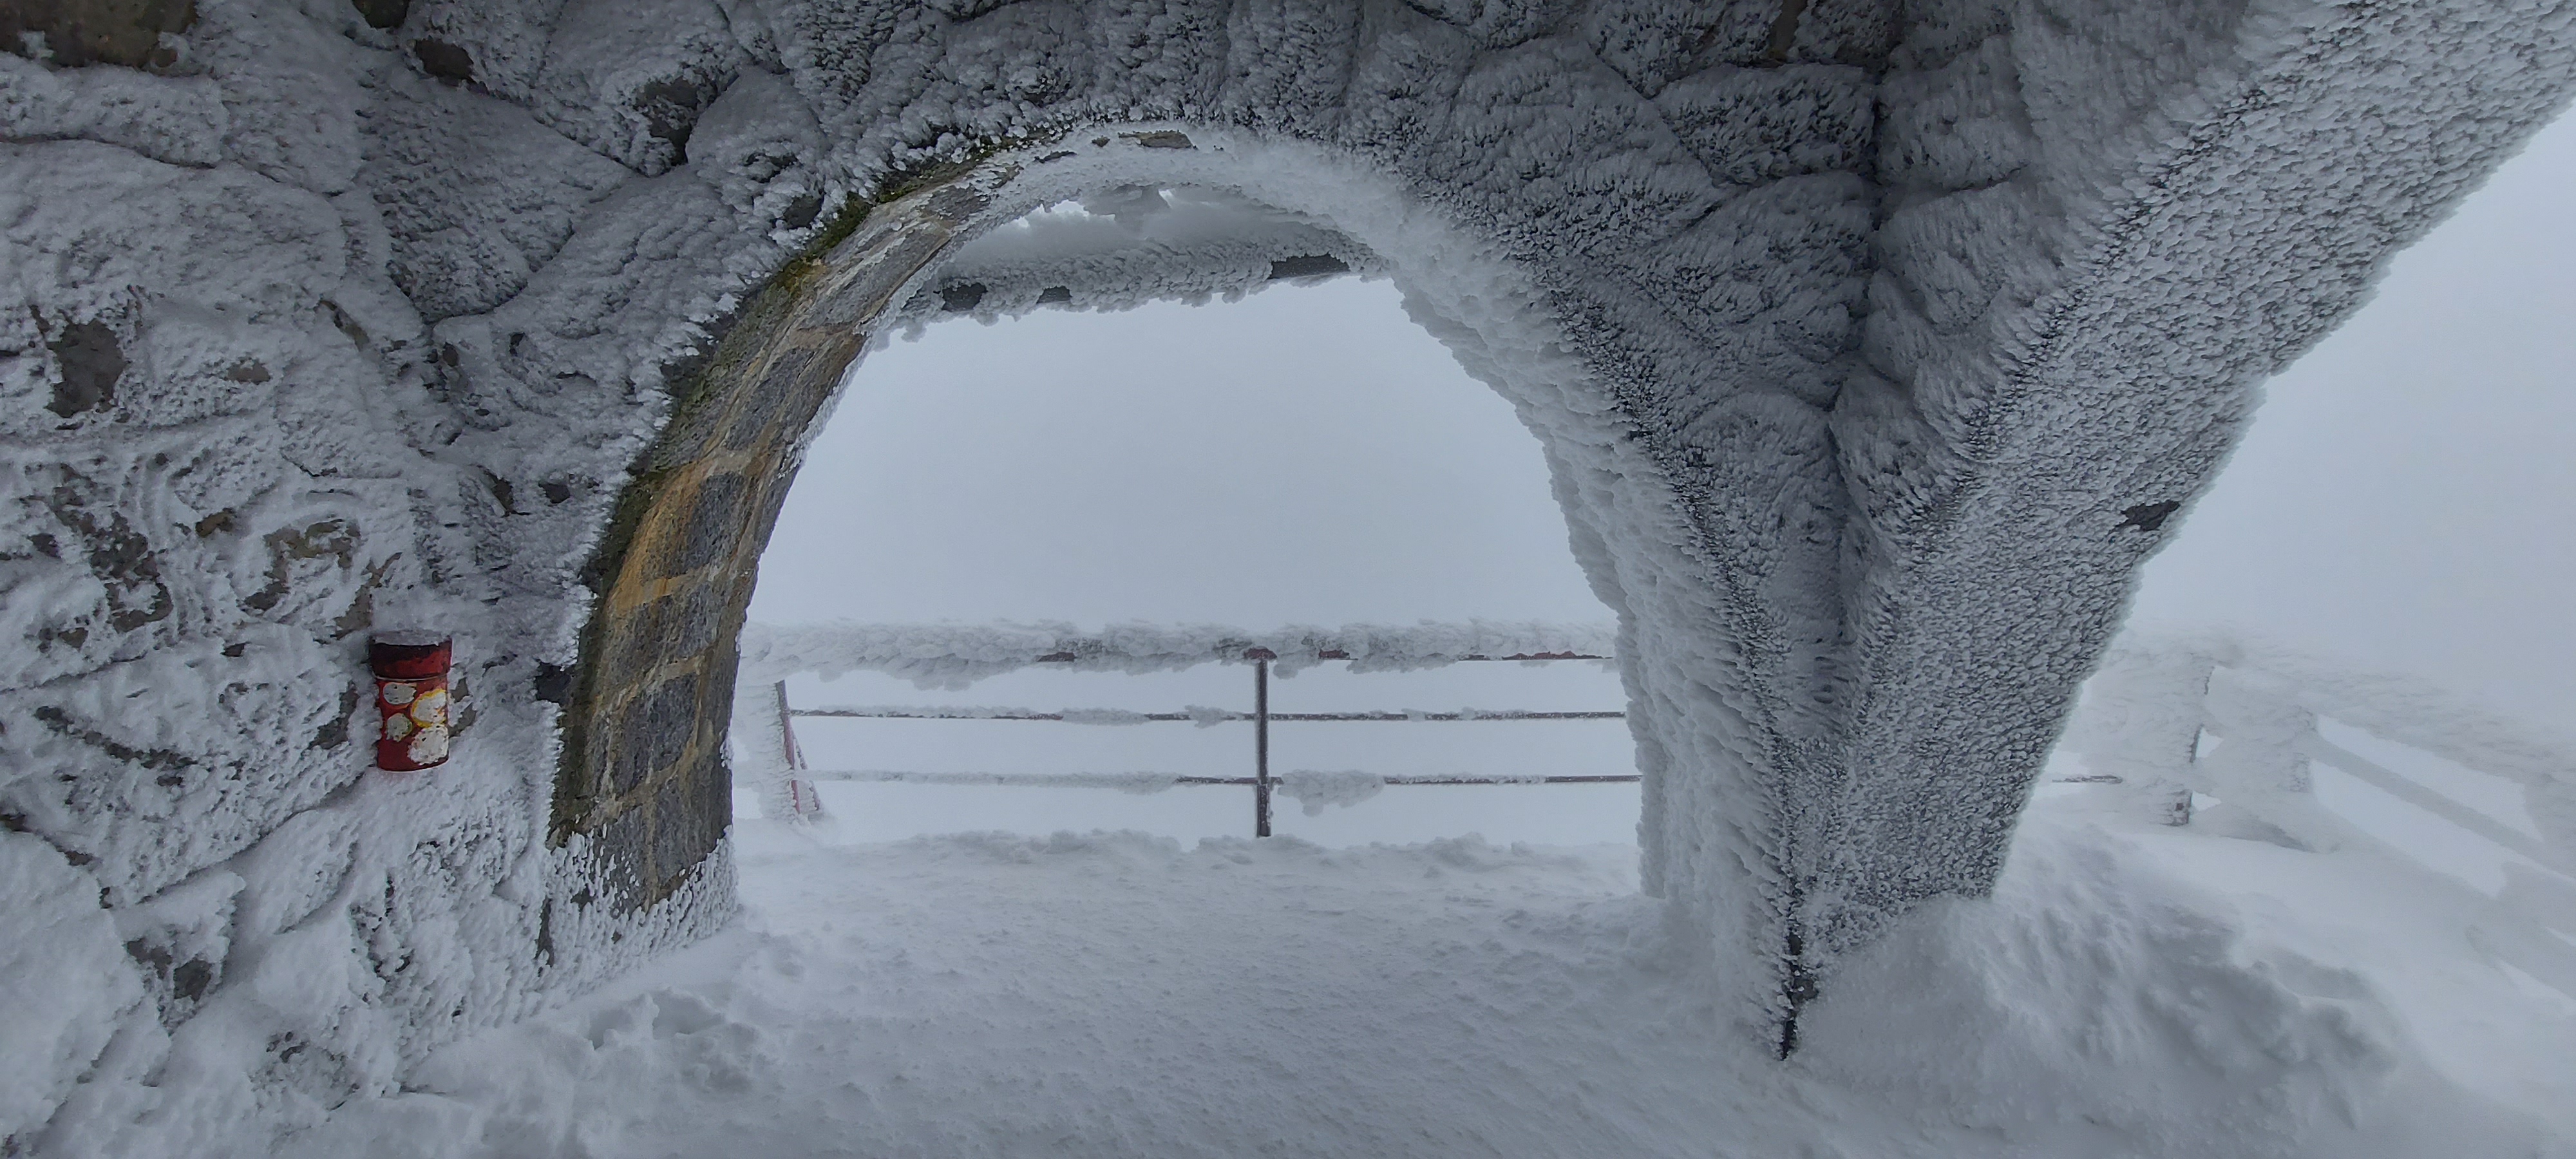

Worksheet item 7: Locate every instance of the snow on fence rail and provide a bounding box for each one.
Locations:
[731,620,1629,835]
[733,618,2576,979]
[2067,627,2576,995]
[735,619,1619,688]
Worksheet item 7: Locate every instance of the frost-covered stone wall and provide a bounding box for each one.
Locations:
[3,0,2571,1150]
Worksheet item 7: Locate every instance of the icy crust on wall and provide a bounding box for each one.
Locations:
[0,5,757,1153]
[4,0,2575,1150]
[1817,0,2576,963]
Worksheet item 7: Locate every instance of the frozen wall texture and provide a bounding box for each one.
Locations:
[3,0,2572,1149]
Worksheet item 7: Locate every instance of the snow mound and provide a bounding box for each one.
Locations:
[0,834,144,1145]
[1799,822,2474,1156]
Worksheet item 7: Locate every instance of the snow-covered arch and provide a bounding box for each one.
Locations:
[551,131,1739,928]
[6,0,2575,1147]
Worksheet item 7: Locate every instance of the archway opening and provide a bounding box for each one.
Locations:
[738,265,1636,846]
[540,153,1696,929]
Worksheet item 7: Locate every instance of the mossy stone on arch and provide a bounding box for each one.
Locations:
[549,169,1012,910]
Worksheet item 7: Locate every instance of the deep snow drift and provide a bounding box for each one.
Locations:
[272,784,2572,1159]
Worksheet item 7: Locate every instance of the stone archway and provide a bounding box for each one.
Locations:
[542,135,1697,917]
[528,133,1858,1056]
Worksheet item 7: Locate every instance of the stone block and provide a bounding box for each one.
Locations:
[658,473,747,580]
[607,672,698,796]
[649,758,725,886]
[806,227,948,331]
[721,346,817,451]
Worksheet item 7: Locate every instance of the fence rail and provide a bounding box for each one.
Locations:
[732,619,2576,998]
[790,706,1628,723]
[737,622,1633,837]
[2067,628,2576,996]
[793,771,1646,787]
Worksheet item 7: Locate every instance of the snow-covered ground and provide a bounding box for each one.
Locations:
[275,769,2573,1158]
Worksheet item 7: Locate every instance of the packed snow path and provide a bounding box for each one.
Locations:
[279,800,2572,1159]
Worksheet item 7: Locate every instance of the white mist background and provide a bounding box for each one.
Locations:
[743,113,2576,847]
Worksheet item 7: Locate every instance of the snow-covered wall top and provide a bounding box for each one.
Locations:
[4,0,2571,1150]
[737,617,1619,684]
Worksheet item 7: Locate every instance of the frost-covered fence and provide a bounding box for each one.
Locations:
[730,621,1629,836]
[2066,628,2576,993]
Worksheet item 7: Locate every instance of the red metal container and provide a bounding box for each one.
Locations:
[371,631,453,771]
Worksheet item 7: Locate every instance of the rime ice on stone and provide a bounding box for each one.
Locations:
[6,0,2575,1147]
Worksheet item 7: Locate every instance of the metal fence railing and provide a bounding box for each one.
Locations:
[731,620,2576,999]
[731,622,1634,836]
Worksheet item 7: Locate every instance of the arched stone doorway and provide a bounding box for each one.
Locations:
[545,133,1714,925]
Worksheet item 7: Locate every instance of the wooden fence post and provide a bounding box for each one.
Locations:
[775,680,825,820]
[2069,643,2210,825]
